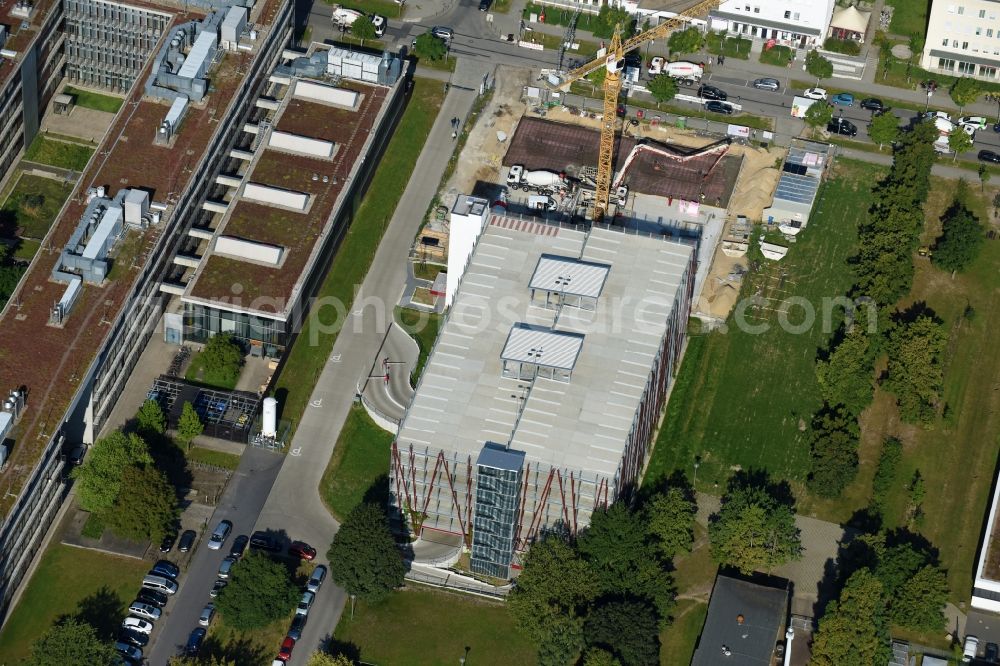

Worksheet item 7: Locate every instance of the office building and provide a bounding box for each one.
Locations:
[921,0,1000,81]
[709,0,837,49]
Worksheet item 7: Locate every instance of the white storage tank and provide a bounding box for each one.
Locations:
[262,397,278,438]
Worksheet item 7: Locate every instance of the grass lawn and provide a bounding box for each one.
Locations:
[320,404,393,520]
[706,33,751,60]
[271,77,445,434]
[0,544,148,662]
[0,173,72,240]
[416,55,458,73]
[188,446,242,470]
[62,86,124,114]
[759,44,794,67]
[81,512,106,538]
[876,54,1000,94]
[412,261,444,281]
[185,350,240,390]
[22,135,94,171]
[13,237,40,261]
[661,599,708,665]
[396,307,442,383]
[885,0,929,39]
[645,160,879,515]
[336,586,537,665]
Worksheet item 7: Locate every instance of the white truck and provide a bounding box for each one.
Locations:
[507,165,566,191]
[332,6,363,27]
[663,60,703,85]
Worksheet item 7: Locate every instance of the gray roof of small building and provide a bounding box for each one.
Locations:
[501,324,584,372]
[692,575,789,666]
[395,217,693,479]
[477,442,526,471]
[529,254,610,299]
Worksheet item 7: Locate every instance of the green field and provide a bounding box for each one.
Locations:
[0,173,72,240]
[188,445,242,470]
[336,587,537,665]
[320,404,393,520]
[646,160,878,503]
[62,86,124,114]
[885,0,929,39]
[272,78,446,434]
[23,135,94,171]
[0,544,148,663]
[661,599,708,665]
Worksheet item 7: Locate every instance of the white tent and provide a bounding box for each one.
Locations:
[830,5,870,37]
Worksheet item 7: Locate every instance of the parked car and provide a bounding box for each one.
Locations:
[199,602,216,627]
[307,565,327,593]
[230,534,249,559]
[831,92,854,106]
[136,588,168,608]
[697,84,727,101]
[827,118,858,137]
[178,529,197,552]
[803,87,827,100]
[752,77,779,91]
[924,110,952,123]
[994,121,1000,133]
[648,56,665,76]
[986,642,999,662]
[278,636,296,660]
[431,26,453,41]
[207,520,232,550]
[289,541,317,560]
[150,560,180,579]
[117,629,149,648]
[960,115,988,130]
[288,613,307,641]
[296,591,315,616]
[159,533,176,553]
[964,635,980,663]
[705,100,734,115]
[142,574,178,595]
[218,556,238,579]
[186,627,207,656]
[371,14,387,36]
[979,150,1000,163]
[122,617,153,635]
[250,531,282,552]
[114,642,143,662]
[860,97,884,112]
[210,579,228,598]
[478,0,490,10]
[127,602,161,621]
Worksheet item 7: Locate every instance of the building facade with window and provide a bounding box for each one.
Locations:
[922,0,1000,81]
[708,0,836,49]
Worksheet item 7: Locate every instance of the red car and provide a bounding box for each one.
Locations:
[289,541,316,560]
[278,636,295,660]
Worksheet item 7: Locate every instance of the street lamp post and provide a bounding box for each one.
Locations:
[693,459,701,489]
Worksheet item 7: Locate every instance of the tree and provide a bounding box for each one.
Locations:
[327,503,405,601]
[593,5,634,39]
[30,618,118,666]
[306,654,354,666]
[413,32,447,61]
[868,111,900,149]
[870,437,902,513]
[708,473,802,575]
[933,199,985,272]
[645,486,696,557]
[536,613,585,666]
[215,550,298,629]
[950,76,982,111]
[810,570,891,666]
[804,102,833,129]
[351,16,377,46]
[201,332,243,385]
[176,401,203,451]
[577,503,675,619]
[587,66,607,88]
[807,406,860,498]
[647,74,678,105]
[883,314,947,425]
[105,464,178,542]
[584,599,661,666]
[135,398,167,436]
[806,50,833,82]
[583,647,622,666]
[815,316,876,416]
[948,127,973,160]
[979,163,992,192]
[168,657,237,666]
[667,27,703,55]
[72,430,152,514]
[891,564,948,632]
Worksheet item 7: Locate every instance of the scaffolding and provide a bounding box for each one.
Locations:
[149,375,260,443]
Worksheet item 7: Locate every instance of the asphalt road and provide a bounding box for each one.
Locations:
[146,447,284,664]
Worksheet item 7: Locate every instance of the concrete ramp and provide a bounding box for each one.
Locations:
[358,322,419,431]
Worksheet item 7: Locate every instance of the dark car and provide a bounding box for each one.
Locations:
[136,588,168,608]
[860,97,884,112]
[478,0,490,10]
[117,629,149,648]
[986,642,999,662]
[288,613,307,641]
[979,150,1000,163]
[698,84,727,101]
[250,531,282,552]
[159,533,175,553]
[178,529,197,552]
[827,118,858,137]
[150,560,179,579]
[186,627,206,656]
[994,121,1000,133]
[230,534,249,559]
[705,100,733,115]
[289,541,317,560]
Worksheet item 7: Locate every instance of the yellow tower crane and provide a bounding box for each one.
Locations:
[556,0,722,221]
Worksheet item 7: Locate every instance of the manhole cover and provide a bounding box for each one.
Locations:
[891,44,912,59]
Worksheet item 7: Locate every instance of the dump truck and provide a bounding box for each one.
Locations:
[506,165,566,191]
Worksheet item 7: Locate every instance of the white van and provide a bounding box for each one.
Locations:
[332,6,363,27]
[142,574,178,595]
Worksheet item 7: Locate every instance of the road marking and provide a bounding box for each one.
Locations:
[310,398,323,408]
[290,447,302,457]
[353,309,363,316]
[329,354,341,363]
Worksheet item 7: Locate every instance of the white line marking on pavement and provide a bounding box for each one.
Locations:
[310,398,323,408]
[329,354,341,363]
[290,447,303,456]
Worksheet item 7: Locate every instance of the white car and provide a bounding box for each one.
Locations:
[959,115,987,129]
[122,617,153,635]
[199,602,216,627]
[128,602,161,621]
[307,565,327,593]
[207,519,232,550]
[647,56,664,75]
[803,87,827,100]
[963,635,979,662]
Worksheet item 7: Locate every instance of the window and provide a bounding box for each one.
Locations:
[958,6,964,15]
[943,38,950,46]
[784,10,790,18]
[962,41,969,49]
[744,4,750,10]
[753,6,759,13]
[990,29,995,38]
[976,27,982,36]
[980,9,986,18]
[958,60,975,73]
[793,12,799,20]
[980,65,997,78]
[954,40,960,47]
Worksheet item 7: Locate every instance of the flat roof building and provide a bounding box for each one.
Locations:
[692,574,791,666]
[391,216,695,578]
[763,139,830,230]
